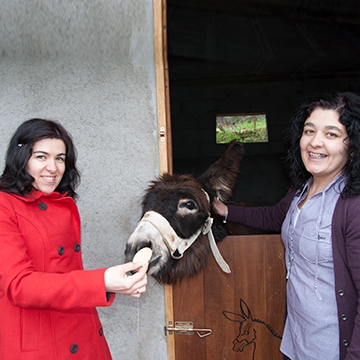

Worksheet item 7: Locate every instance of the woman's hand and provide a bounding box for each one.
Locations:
[213,197,228,218]
[104,262,148,298]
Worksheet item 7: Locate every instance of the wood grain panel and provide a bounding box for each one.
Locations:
[172,235,286,360]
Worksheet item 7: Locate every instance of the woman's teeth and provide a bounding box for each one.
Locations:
[309,152,325,159]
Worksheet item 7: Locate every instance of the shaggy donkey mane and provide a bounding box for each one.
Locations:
[125,141,244,284]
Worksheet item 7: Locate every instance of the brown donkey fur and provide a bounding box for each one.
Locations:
[125,141,244,284]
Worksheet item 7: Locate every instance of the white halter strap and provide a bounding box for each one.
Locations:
[139,210,231,273]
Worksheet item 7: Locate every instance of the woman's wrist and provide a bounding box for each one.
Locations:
[223,207,228,223]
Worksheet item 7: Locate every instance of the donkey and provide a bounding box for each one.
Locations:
[223,299,282,360]
[124,140,244,284]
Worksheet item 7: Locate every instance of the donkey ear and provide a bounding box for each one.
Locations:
[198,141,244,202]
[222,310,245,323]
[239,299,252,320]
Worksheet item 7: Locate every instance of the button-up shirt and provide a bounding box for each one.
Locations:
[280,175,346,360]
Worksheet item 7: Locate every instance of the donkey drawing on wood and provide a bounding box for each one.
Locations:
[124,141,244,284]
[223,299,282,360]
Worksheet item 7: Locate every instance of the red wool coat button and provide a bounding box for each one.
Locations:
[99,327,104,336]
[38,202,47,210]
[58,246,65,256]
[70,344,78,353]
[74,244,81,252]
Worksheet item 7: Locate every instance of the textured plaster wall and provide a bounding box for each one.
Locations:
[0,1,167,359]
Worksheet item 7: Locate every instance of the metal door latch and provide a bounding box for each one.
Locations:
[165,321,212,338]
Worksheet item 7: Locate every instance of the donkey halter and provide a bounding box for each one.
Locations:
[138,193,231,274]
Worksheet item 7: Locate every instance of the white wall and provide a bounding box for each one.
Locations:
[0,1,167,359]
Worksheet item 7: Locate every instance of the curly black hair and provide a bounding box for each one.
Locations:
[285,91,360,198]
[0,118,80,198]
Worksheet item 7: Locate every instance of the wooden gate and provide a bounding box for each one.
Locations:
[167,234,286,360]
[153,5,286,358]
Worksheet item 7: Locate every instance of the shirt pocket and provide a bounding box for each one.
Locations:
[299,229,333,264]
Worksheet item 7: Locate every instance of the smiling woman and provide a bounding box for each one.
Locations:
[212,92,360,360]
[300,108,349,195]
[0,118,149,359]
[0,118,80,198]
[26,138,67,193]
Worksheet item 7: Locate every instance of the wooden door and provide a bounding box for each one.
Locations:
[153,3,286,359]
[168,234,286,360]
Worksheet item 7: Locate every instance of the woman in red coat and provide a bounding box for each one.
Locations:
[0,118,148,359]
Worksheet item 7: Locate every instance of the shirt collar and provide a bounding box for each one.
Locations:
[300,173,347,198]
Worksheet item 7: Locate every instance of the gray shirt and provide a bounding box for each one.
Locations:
[280,175,346,360]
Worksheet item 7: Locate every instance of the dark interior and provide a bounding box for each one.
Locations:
[167,0,360,205]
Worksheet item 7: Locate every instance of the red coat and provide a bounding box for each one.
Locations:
[0,190,114,359]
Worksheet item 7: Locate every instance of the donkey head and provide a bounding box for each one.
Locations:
[124,141,244,284]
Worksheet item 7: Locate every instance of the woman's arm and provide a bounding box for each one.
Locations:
[213,188,296,233]
[0,196,147,309]
[342,199,360,358]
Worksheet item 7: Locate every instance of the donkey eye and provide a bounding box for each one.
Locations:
[179,200,197,211]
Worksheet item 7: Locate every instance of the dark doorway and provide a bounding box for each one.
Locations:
[167,0,360,205]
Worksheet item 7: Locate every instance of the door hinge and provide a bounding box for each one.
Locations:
[159,126,166,142]
[165,321,212,338]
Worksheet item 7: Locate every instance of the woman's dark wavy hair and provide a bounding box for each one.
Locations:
[0,118,80,198]
[285,91,360,198]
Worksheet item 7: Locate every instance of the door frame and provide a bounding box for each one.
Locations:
[153,0,175,359]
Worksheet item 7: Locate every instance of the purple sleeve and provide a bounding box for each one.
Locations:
[226,188,296,233]
[340,199,360,358]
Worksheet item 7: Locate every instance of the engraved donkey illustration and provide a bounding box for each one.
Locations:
[223,299,282,360]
